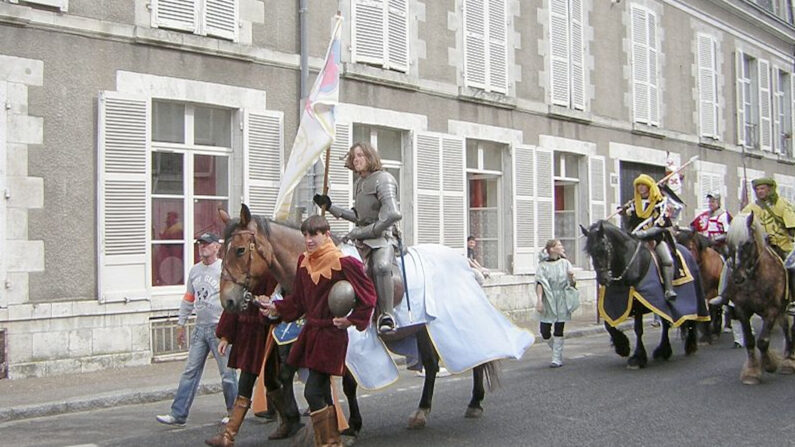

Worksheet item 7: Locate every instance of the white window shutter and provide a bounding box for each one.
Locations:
[353,0,386,66]
[697,34,718,139]
[549,0,570,107]
[791,71,795,157]
[512,144,535,274]
[772,66,782,154]
[463,0,487,89]
[487,0,508,93]
[588,155,606,224]
[535,147,555,248]
[570,0,585,110]
[151,0,197,32]
[735,51,746,146]
[244,110,283,216]
[386,0,409,72]
[441,136,466,252]
[631,6,649,124]
[204,0,238,41]
[759,59,772,151]
[647,12,659,126]
[327,123,353,236]
[97,92,150,303]
[414,132,442,244]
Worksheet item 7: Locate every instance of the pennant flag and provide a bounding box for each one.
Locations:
[273,15,343,221]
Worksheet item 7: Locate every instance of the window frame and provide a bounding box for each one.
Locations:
[549,0,585,110]
[150,0,239,42]
[630,5,659,127]
[463,0,509,94]
[351,0,410,73]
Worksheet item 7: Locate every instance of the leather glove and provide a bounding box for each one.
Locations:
[313,194,332,210]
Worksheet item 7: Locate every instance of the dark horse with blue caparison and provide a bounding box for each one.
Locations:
[217,204,498,437]
[581,220,699,369]
[725,212,795,384]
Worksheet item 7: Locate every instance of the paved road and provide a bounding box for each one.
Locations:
[4,328,795,447]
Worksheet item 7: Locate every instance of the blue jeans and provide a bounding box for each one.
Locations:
[170,324,238,422]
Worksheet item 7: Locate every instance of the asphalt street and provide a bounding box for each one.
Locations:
[3,328,795,447]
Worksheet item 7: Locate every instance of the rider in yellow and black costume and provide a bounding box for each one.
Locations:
[622,174,678,301]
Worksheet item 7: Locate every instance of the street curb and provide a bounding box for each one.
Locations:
[0,383,222,424]
[0,320,639,423]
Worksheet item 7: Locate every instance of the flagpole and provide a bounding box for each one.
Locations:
[740,142,750,209]
[321,146,331,217]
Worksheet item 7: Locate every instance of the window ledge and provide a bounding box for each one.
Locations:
[741,146,764,159]
[342,63,419,92]
[457,86,516,109]
[777,154,795,165]
[698,137,723,150]
[631,123,665,139]
[547,105,592,124]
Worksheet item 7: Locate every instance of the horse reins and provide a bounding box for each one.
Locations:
[602,234,643,284]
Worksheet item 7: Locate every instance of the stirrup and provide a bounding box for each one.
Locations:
[708,295,726,306]
[377,313,396,334]
[664,290,677,301]
[787,302,795,317]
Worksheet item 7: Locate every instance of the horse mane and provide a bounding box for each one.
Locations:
[584,220,634,256]
[727,213,766,250]
[223,212,341,244]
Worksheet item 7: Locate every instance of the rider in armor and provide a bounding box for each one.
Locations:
[741,178,795,315]
[622,174,678,301]
[690,192,732,255]
[314,142,402,334]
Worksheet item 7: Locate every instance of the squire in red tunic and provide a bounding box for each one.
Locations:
[275,252,376,376]
[215,275,278,374]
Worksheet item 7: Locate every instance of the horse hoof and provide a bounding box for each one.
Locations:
[341,428,359,437]
[626,364,640,370]
[407,408,429,430]
[464,406,483,419]
[779,366,795,375]
[742,377,760,385]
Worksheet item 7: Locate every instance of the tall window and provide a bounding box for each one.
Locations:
[467,140,504,270]
[151,0,238,41]
[151,101,231,287]
[549,0,585,110]
[553,152,581,265]
[736,53,772,150]
[463,0,508,93]
[630,6,659,126]
[697,33,719,139]
[773,68,793,156]
[351,0,409,72]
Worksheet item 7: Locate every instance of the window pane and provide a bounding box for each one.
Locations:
[152,101,185,143]
[353,124,369,146]
[152,244,184,286]
[194,106,231,147]
[468,176,500,269]
[194,155,229,196]
[152,152,184,195]
[466,140,478,169]
[481,141,502,171]
[193,198,228,264]
[376,127,402,161]
[152,198,184,241]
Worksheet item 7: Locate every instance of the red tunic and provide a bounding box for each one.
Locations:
[274,255,376,376]
[215,277,278,375]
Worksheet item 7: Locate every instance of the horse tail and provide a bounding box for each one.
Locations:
[482,360,502,392]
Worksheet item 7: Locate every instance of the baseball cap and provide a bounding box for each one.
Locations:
[706,192,720,200]
[196,232,220,244]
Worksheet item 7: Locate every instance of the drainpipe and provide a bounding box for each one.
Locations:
[295,0,311,223]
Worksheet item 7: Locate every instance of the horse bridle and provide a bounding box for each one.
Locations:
[221,229,265,310]
[600,234,643,285]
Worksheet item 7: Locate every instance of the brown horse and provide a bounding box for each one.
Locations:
[217,204,500,436]
[675,228,726,341]
[725,212,795,384]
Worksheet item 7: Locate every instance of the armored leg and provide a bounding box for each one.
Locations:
[370,245,396,333]
[709,261,730,306]
[655,243,677,301]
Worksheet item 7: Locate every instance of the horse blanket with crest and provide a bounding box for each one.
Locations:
[343,244,534,390]
[598,244,709,327]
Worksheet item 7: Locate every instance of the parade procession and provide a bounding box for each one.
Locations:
[3,1,795,446]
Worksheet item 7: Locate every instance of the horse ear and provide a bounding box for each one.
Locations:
[746,211,754,229]
[579,224,589,237]
[240,204,252,226]
[219,208,231,225]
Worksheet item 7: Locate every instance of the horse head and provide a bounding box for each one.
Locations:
[727,212,765,286]
[217,204,275,313]
[581,220,614,286]
[582,220,643,287]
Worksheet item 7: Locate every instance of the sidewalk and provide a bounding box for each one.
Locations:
[0,312,634,423]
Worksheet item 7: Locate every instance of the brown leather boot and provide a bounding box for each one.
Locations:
[205,396,250,447]
[311,406,342,447]
[267,388,302,440]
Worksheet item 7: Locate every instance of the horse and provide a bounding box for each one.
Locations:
[217,204,509,436]
[674,228,726,342]
[580,220,702,369]
[724,212,795,384]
